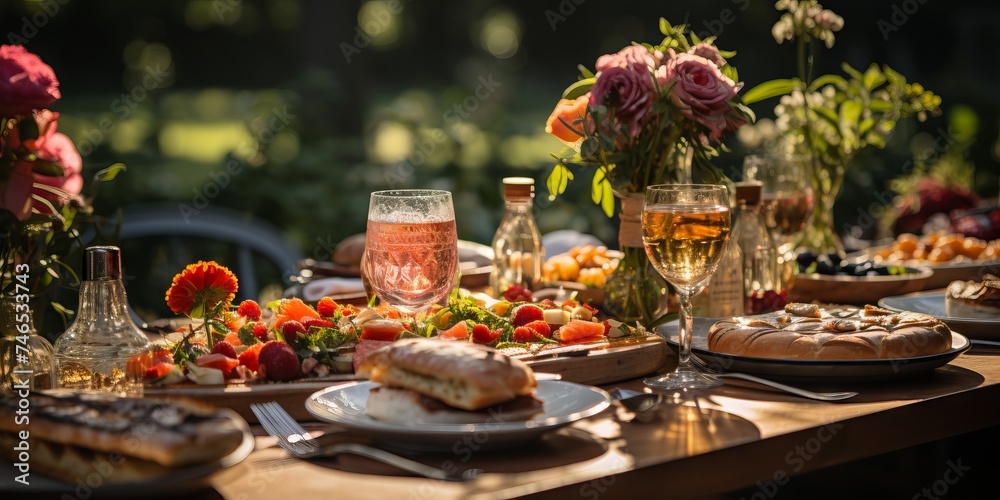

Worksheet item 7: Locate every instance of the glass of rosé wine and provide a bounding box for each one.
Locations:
[363,190,459,314]
[642,184,731,391]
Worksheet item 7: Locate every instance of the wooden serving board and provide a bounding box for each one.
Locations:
[143,337,669,423]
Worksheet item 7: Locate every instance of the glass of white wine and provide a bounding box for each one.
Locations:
[642,184,731,391]
[742,154,814,255]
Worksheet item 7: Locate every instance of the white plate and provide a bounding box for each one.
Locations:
[0,409,254,495]
[879,291,1000,341]
[305,380,610,451]
[658,318,971,382]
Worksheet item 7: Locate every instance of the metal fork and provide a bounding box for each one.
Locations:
[249,402,481,481]
[687,356,859,401]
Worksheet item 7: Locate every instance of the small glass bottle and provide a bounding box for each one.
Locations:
[695,227,745,318]
[734,182,780,312]
[490,177,544,296]
[53,246,152,396]
[0,298,56,391]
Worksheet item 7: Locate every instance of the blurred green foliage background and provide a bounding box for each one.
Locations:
[3,0,999,320]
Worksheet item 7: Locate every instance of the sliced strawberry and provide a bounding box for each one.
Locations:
[511,304,545,327]
[524,320,552,339]
[513,326,538,343]
[471,324,501,345]
[236,300,262,321]
[252,322,269,342]
[194,353,241,377]
[439,321,470,340]
[238,343,264,372]
[211,341,238,359]
[360,319,404,341]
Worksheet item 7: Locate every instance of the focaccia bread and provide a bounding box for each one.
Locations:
[946,274,1000,318]
[0,391,245,469]
[357,338,537,411]
[707,303,952,360]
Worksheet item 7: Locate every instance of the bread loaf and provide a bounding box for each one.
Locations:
[945,274,1000,318]
[707,303,952,360]
[357,338,537,411]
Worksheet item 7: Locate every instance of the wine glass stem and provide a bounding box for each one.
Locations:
[677,288,694,369]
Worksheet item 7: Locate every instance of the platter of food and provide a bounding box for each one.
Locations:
[789,252,933,305]
[847,232,1000,290]
[0,391,253,493]
[879,274,1000,340]
[658,303,971,382]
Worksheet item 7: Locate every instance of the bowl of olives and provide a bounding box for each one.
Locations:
[788,252,934,305]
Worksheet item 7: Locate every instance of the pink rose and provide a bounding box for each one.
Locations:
[658,53,743,139]
[0,45,60,117]
[32,132,83,200]
[589,62,656,139]
[688,42,726,68]
[595,45,661,72]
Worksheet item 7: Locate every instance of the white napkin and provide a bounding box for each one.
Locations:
[302,277,366,302]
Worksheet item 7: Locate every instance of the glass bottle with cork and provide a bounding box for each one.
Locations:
[490,177,544,297]
[53,246,152,396]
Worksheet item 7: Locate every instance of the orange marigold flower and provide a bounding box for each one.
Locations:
[165,261,238,318]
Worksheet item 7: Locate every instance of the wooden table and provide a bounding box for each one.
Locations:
[203,346,1000,499]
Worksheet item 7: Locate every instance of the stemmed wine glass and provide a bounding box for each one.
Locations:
[362,190,459,314]
[742,154,814,255]
[642,184,731,390]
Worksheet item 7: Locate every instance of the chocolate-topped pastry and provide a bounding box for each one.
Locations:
[707,303,952,360]
[946,274,1000,319]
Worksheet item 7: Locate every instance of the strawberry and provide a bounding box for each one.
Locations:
[236,300,262,321]
[302,317,334,329]
[524,320,551,338]
[252,322,269,342]
[257,341,300,381]
[281,320,307,342]
[211,341,238,359]
[513,326,538,343]
[317,297,339,317]
[194,353,240,377]
[238,343,264,372]
[511,304,544,327]
[471,324,501,345]
[502,285,533,303]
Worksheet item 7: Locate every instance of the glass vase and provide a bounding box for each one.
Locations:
[602,192,669,326]
[796,159,846,258]
[0,295,57,390]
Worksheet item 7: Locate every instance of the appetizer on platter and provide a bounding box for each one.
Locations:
[946,274,1000,318]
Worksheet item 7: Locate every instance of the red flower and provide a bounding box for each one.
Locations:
[0,45,60,116]
[165,261,238,318]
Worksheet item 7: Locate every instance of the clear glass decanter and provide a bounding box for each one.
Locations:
[490,177,544,296]
[53,246,152,396]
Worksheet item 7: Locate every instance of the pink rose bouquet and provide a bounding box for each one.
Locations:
[1,44,123,329]
[545,19,753,216]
